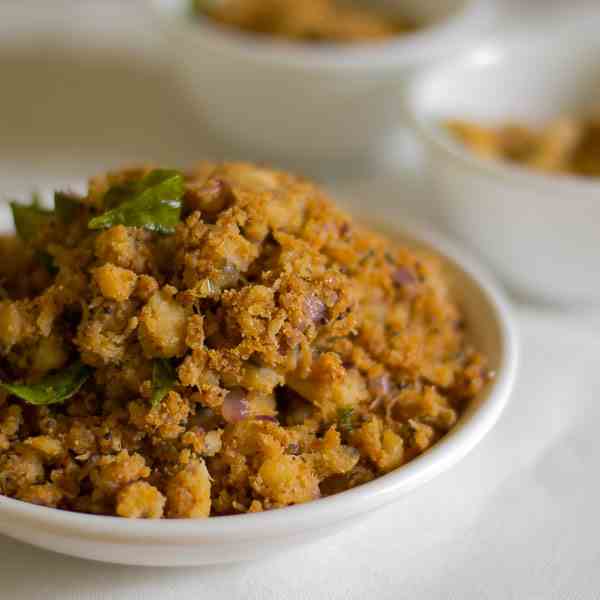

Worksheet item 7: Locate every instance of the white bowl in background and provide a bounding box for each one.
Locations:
[150,0,494,162]
[407,16,600,307]
[0,210,518,566]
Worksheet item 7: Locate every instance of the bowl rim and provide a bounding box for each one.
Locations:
[149,0,494,71]
[0,216,519,544]
[406,21,600,195]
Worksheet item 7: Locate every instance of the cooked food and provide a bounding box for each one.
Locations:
[0,162,488,519]
[447,114,600,176]
[191,0,415,43]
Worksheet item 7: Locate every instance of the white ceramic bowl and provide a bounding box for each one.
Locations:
[407,16,600,307]
[150,0,494,162]
[0,208,517,566]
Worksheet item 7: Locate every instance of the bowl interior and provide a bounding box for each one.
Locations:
[413,21,600,125]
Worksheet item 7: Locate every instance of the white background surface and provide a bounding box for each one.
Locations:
[0,2,599,598]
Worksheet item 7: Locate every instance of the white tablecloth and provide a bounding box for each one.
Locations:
[0,3,598,598]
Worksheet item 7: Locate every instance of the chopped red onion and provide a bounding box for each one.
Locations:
[304,294,327,325]
[222,388,250,423]
[196,178,233,213]
[326,290,339,305]
[253,415,278,423]
[220,262,240,288]
[345,446,361,461]
[203,178,226,202]
[392,267,416,287]
[368,373,391,398]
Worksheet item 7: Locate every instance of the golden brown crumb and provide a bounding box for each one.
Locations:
[0,302,27,350]
[17,483,63,508]
[253,455,320,506]
[138,288,188,358]
[0,447,45,495]
[90,450,150,495]
[351,418,404,473]
[24,436,64,462]
[93,264,138,302]
[116,481,166,519]
[0,405,23,439]
[166,460,212,518]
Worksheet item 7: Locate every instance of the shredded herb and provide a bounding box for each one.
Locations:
[9,197,59,273]
[10,195,53,242]
[151,359,177,407]
[188,278,218,299]
[0,361,92,406]
[337,406,355,433]
[89,169,184,234]
[359,249,375,265]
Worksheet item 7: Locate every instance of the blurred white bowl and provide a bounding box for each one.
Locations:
[407,16,600,307]
[0,212,518,566]
[150,0,494,162]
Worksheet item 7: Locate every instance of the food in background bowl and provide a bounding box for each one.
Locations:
[190,0,415,43]
[152,0,494,161]
[0,163,488,519]
[446,114,600,176]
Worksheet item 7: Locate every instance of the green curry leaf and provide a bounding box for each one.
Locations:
[102,181,139,210]
[337,406,354,433]
[151,359,177,407]
[88,169,184,234]
[10,196,53,242]
[0,361,92,406]
[54,191,82,224]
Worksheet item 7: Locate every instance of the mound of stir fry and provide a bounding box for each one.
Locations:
[0,163,487,518]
